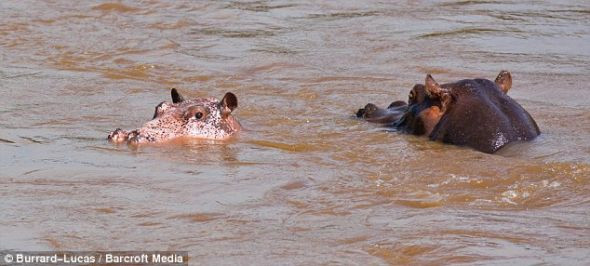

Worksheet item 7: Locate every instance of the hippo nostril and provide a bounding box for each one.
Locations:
[128,135,144,145]
[356,103,378,118]
[108,128,122,141]
[356,108,366,118]
[364,103,378,114]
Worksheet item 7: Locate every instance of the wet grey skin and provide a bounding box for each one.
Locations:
[108,89,241,145]
[357,71,540,153]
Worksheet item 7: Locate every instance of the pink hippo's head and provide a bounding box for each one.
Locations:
[108,89,241,144]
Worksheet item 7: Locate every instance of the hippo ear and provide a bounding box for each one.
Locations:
[220,92,238,117]
[425,74,452,112]
[171,88,185,103]
[494,70,512,94]
[425,74,445,98]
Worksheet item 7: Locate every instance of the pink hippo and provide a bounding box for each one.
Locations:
[108,89,241,144]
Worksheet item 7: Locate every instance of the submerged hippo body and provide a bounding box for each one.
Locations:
[108,89,241,144]
[357,71,540,153]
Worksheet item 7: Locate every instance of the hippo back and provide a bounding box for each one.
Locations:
[429,79,540,153]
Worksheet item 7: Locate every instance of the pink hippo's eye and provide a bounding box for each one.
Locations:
[184,106,208,121]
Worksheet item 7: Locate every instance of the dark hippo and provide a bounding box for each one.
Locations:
[356,71,540,153]
[108,89,241,144]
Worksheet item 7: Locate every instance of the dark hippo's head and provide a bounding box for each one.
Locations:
[357,71,540,153]
[108,89,241,144]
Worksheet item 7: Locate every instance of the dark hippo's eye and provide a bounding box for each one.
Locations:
[195,112,203,120]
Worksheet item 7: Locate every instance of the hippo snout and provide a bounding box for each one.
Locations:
[108,129,149,144]
[356,101,408,124]
[108,128,128,143]
[356,103,378,118]
[128,134,151,145]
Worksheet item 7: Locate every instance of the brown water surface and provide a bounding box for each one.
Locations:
[1,0,590,264]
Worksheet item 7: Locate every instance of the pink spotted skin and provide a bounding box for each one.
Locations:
[108,89,241,145]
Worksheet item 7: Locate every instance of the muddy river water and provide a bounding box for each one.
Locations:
[1,0,590,264]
